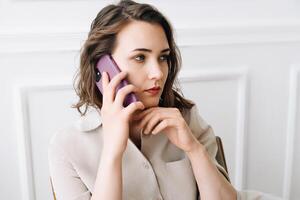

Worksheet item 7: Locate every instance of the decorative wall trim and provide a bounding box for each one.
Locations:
[283,65,300,200]
[13,68,248,199]
[0,32,86,54]
[176,25,300,47]
[1,24,300,53]
[13,77,72,200]
[178,67,249,190]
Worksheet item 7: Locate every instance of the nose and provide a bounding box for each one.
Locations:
[147,60,164,80]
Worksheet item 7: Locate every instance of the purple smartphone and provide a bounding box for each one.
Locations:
[95,54,138,107]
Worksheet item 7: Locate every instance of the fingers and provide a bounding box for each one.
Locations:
[151,118,175,135]
[124,101,145,118]
[132,107,155,121]
[138,110,157,133]
[101,70,145,121]
[142,111,172,134]
[102,71,128,103]
[102,71,109,88]
[115,84,140,106]
[136,108,180,134]
[101,72,110,103]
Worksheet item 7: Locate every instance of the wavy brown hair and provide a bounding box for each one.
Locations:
[72,0,194,116]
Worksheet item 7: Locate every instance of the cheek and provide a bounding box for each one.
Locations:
[115,59,142,84]
[126,68,145,87]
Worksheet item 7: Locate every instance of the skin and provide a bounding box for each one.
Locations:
[91,20,237,200]
[110,21,170,146]
[111,21,169,109]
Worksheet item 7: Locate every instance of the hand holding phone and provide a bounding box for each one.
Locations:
[95,54,138,107]
[96,55,144,158]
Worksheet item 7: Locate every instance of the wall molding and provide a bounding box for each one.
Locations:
[176,24,300,47]
[13,77,72,200]
[283,65,300,200]
[0,32,86,54]
[178,67,249,190]
[13,68,248,199]
[1,24,300,54]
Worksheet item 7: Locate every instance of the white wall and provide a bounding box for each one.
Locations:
[1,0,300,199]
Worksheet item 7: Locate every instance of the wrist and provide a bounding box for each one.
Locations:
[101,148,124,162]
[186,142,206,159]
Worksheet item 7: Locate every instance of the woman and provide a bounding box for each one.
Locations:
[48,0,238,199]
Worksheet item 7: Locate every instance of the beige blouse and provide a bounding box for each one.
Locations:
[48,103,236,200]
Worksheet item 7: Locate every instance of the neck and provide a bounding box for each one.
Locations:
[129,120,142,149]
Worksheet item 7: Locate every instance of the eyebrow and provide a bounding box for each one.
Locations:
[131,48,171,53]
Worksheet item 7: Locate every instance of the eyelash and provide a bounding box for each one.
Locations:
[134,54,170,62]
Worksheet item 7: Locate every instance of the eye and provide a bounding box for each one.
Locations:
[160,54,170,62]
[134,54,145,62]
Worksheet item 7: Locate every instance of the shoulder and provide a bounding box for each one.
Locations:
[181,101,214,142]
[48,124,80,151]
[48,107,103,156]
[182,101,209,130]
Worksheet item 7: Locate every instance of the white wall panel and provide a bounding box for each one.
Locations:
[13,78,79,200]
[179,43,300,197]
[1,0,300,199]
[2,50,78,200]
[179,68,249,190]
[27,86,79,200]
[285,66,300,200]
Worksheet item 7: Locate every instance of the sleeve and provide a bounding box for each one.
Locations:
[188,103,230,182]
[48,133,91,200]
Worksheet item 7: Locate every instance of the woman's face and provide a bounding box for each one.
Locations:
[111,20,170,108]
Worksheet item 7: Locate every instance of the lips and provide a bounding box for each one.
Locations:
[145,86,161,91]
[144,86,161,95]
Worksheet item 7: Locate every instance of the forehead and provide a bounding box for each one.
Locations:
[115,20,169,51]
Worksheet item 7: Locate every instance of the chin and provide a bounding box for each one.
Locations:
[142,99,160,108]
